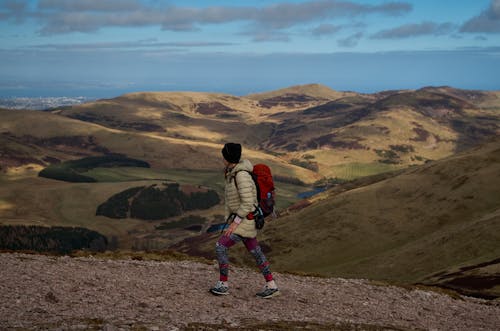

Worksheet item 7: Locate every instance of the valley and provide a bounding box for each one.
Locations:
[0,83,499,299]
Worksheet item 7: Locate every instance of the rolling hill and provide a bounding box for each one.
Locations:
[172,137,500,299]
[49,84,500,180]
[0,84,499,292]
[0,107,317,181]
[2,84,498,181]
[246,83,355,110]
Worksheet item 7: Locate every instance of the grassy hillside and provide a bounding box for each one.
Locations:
[0,175,226,250]
[246,83,347,100]
[55,91,271,146]
[39,85,498,183]
[0,108,223,171]
[1,84,499,281]
[268,138,500,282]
[0,105,317,250]
[0,108,318,183]
[0,164,312,251]
[245,83,354,110]
[173,138,500,298]
[263,87,499,178]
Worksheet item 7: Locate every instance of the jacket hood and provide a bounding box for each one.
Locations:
[231,159,253,174]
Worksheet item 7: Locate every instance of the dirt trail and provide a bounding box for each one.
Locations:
[0,253,499,330]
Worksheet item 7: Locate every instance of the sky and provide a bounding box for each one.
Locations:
[1,0,500,97]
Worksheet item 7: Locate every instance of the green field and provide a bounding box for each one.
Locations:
[83,167,311,211]
[330,162,401,180]
[84,167,222,187]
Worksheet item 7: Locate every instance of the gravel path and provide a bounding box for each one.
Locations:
[0,253,499,330]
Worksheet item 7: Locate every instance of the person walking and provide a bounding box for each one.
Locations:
[209,142,279,299]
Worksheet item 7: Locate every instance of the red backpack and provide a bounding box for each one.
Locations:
[234,163,276,229]
[252,164,276,218]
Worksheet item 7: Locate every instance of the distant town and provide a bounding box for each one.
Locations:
[0,97,94,110]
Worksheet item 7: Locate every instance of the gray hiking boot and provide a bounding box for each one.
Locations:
[256,286,280,299]
[209,281,229,296]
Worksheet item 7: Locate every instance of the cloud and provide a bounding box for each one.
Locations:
[337,32,363,47]
[371,21,455,39]
[250,33,291,43]
[26,40,235,51]
[244,0,412,30]
[38,0,143,12]
[461,0,500,33]
[0,0,29,22]
[239,29,291,43]
[3,0,413,37]
[312,23,342,36]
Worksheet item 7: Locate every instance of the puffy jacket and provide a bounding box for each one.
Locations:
[224,159,258,238]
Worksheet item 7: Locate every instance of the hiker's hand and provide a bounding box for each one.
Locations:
[225,222,238,237]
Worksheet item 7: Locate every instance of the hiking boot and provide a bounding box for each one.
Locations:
[209,281,229,296]
[256,286,280,299]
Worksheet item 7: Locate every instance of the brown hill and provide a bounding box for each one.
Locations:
[0,107,317,251]
[172,137,500,299]
[245,83,353,110]
[0,108,317,181]
[1,84,498,271]
[257,87,498,178]
[0,108,221,171]
[246,83,347,100]
[40,85,498,181]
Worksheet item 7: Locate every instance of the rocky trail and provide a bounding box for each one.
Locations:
[0,253,499,330]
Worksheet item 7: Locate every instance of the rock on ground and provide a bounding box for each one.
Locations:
[0,253,499,330]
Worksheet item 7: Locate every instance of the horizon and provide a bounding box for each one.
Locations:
[1,0,500,98]
[1,82,500,100]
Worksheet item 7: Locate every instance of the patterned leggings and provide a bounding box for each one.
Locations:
[215,233,273,282]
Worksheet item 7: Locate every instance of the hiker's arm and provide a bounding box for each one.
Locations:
[235,171,256,218]
[224,215,242,237]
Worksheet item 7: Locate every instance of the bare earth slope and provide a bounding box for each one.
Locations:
[1,253,499,330]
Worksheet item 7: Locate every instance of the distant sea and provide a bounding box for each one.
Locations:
[0,82,288,101]
[0,84,262,110]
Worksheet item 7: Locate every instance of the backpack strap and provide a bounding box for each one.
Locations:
[232,170,248,189]
[233,170,260,202]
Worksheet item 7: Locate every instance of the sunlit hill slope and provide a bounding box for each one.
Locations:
[173,137,500,299]
[1,83,499,299]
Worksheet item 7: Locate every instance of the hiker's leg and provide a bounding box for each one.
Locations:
[243,237,273,282]
[215,234,242,281]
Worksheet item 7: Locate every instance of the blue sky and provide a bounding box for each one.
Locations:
[1,0,500,97]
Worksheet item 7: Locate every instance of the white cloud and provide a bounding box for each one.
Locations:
[461,0,500,33]
[371,21,455,39]
[1,0,413,38]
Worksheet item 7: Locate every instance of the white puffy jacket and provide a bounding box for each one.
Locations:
[224,159,258,238]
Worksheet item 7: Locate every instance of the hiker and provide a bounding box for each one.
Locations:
[209,142,279,298]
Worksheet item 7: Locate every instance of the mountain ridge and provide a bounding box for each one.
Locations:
[49,84,500,174]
